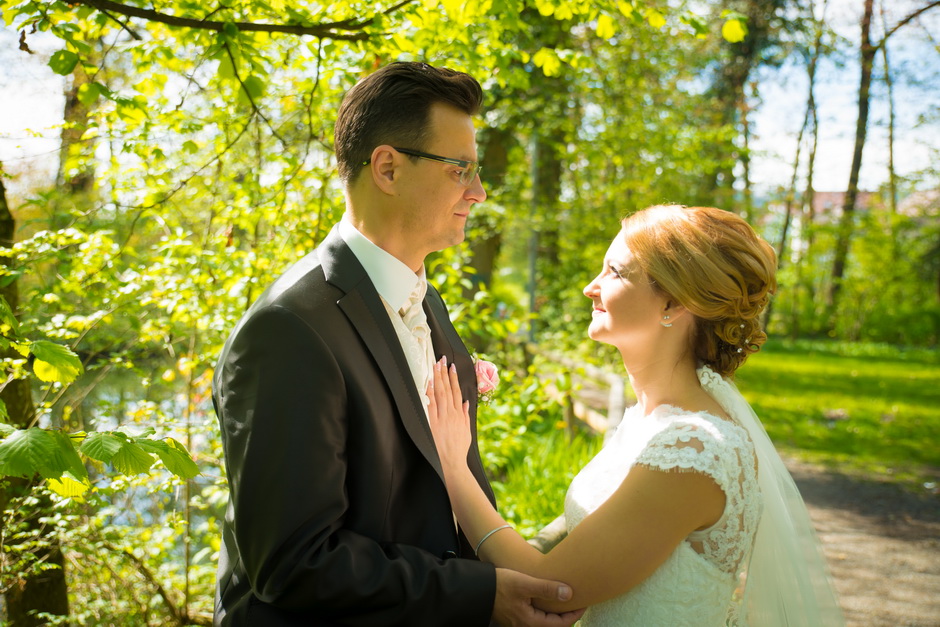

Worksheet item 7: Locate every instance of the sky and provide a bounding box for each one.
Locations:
[0,26,65,196]
[1,1,939,202]
[749,0,940,195]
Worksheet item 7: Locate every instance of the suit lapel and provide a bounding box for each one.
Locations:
[425,286,497,507]
[319,226,494,504]
[319,227,445,480]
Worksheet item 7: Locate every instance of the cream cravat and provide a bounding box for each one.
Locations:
[398,281,435,413]
[401,282,459,529]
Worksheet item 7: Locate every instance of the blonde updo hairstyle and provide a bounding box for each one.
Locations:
[621,205,777,377]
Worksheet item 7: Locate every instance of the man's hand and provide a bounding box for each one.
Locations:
[492,568,585,627]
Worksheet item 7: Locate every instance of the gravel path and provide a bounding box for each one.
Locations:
[786,458,940,627]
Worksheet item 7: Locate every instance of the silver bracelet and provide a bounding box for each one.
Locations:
[474,524,512,556]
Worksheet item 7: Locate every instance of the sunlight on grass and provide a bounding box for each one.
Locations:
[734,339,940,484]
[494,429,602,537]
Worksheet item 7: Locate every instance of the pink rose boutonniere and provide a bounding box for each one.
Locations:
[474,359,500,398]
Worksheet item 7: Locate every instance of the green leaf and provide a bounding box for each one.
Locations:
[136,437,199,479]
[80,431,125,462]
[77,81,108,106]
[680,13,709,37]
[217,53,236,80]
[134,427,156,438]
[110,441,155,475]
[161,438,199,479]
[721,18,747,43]
[134,437,169,455]
[116,99,148,125]
[645,9,666,29]
[30,340,84,383]
[47,471,91,499]
[49,49,79,75]
[241,75,265,101]
[532,48,562,77]
[0,428,57,477]
[0,294,18,332]
[49,430,88,481]
[596,14,616,39]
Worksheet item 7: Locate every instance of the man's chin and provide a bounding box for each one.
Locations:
[438,231,467,250]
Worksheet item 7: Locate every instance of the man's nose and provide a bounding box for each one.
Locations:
[465,174,486,203]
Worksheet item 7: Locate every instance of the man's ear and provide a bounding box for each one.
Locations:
[368,145,399,195]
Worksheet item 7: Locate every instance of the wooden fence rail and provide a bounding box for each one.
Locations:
[529,346,633,439]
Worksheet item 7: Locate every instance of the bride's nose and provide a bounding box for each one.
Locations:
[584,277,599,298]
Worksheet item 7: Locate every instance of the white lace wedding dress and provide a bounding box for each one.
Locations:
[564,367,762,626]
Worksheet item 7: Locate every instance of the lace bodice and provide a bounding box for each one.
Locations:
[564,375,762,626]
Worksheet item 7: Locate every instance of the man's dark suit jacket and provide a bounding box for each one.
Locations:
[212,226,498,625]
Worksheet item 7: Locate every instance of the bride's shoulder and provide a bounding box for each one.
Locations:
[649,405,750,445]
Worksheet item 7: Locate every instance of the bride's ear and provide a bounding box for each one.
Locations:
[661,300,689,325]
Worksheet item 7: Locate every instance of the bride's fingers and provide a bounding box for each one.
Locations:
[448,363,463,411]
[439,360,455,404]
[435,358,448,390]
[431,357,467,417]
[426,379,437,418]
[433,360,451,410]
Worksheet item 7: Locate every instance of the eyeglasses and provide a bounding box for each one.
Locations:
[361,147,482,186]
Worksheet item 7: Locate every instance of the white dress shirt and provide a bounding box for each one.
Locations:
[339,218,436,416]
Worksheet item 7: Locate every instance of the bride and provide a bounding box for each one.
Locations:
[428,205,844,626]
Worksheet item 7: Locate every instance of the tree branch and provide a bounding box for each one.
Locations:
[878,0,940,48]
[73,0,416,40]
[218,41,285,144]
[106,542,211,625]
[97,7,143,40]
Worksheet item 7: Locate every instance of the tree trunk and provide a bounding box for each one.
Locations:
[824,0,940,324]
[465,126,514,297]
[878,3,898,216]
[827,0,875,321]
[0,46,95,624]
[0,167,71,626]
[764,72,811,332]
[56,70,95,195]
[740,84,754,223]
[703,0,790,210]
[776,90,811,268]
[797,9,823,337]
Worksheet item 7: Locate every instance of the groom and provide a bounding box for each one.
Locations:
[212,62,581,625]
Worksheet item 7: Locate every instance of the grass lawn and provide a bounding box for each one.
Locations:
[734,339,940,487]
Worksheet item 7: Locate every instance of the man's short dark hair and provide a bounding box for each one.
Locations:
[334,62,483,184]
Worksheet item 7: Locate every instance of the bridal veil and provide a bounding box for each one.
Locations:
[699,366,845,626]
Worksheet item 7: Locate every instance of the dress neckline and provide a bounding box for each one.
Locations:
[645,403,742,431]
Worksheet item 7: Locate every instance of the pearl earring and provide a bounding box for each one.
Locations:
[661,315,673,328]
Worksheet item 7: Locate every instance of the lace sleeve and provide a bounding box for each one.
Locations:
[634,419,733,496]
